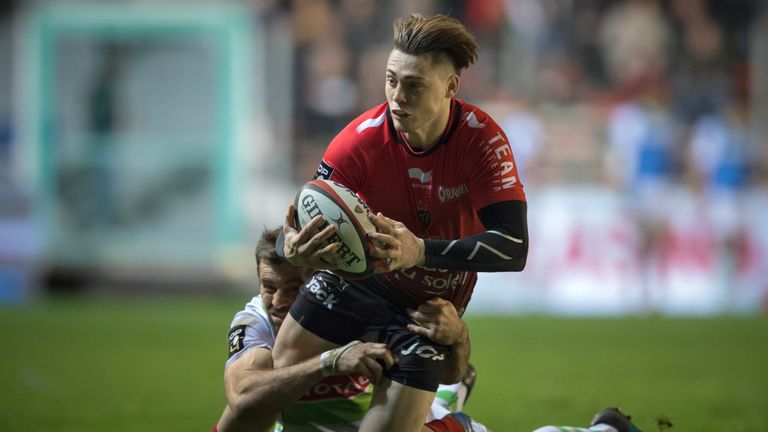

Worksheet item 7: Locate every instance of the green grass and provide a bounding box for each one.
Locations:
[1,297,767,431]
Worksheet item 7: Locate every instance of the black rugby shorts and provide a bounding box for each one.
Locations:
[289,270,452,392]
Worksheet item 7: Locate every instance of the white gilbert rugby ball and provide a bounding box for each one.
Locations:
[294,179,376,279]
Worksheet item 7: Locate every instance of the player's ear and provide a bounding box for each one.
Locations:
[446,74,459,98]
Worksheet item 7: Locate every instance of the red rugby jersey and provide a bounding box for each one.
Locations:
[313,99,526,312]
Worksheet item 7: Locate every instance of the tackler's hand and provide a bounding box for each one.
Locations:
[323,341,396,385]
[406,297,467,346]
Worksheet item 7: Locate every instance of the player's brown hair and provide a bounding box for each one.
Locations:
[255,227,285,273]
[393,14,478,74]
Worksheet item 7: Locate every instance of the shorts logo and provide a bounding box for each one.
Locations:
[400,341,418,355]
[314,160,335,180]
[307,276,340,309]
[400,341,446,361]
[227,325,247,358]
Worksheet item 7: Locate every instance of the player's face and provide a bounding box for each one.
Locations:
[385,49,458,146]
[257,262,306,329]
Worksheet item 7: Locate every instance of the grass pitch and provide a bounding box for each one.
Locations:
[0,296,766,431]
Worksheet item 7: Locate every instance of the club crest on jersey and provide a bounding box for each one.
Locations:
[314,160,335,180]
[227,325,247,358]
[418,210,432,230]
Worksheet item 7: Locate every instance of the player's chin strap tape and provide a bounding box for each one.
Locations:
[275,229,288,260]
[320,340,362,377]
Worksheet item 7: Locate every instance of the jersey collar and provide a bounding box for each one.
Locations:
[386,99,463,157]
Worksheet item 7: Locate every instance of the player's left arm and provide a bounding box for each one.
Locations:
[367,199,527,273]
[405,297,470,384]
[422,199,528,272]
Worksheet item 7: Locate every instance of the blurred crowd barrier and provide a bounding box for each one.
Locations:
[0,1,767,314]
[474,186,768,315]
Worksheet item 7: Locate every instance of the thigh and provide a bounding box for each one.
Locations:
[359,378,435,432]
[273,271,388,367]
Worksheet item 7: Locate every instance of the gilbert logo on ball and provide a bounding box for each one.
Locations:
[294,180,377,279]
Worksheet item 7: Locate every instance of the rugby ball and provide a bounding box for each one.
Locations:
[294,179,376,279]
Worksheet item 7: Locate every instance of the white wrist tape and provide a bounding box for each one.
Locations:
[319,340,362,377]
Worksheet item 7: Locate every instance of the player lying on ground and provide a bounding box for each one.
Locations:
[532,408,643,432]
[214,228,487,432]
[273,13,528,432]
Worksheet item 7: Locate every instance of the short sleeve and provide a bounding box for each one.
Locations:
[224,311,274,368]
[311,105,389,192]
[312,127,367,192]
[468,118,526,210]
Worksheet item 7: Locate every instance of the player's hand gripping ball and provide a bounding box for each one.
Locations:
[294,180,377,279]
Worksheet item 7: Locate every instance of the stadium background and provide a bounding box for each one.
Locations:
[0,0,767,430]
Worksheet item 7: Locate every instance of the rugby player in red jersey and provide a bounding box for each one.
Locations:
[273,14,528,431]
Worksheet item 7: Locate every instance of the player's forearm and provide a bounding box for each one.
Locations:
[424,231,527,272]
[423,200,528,272]
[226,355,324,424]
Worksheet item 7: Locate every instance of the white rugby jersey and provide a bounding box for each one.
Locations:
[225,296,372,432]
[226,296,275,369]
[224,295,456,431]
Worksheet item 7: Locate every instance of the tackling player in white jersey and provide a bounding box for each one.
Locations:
[213,228,486,432]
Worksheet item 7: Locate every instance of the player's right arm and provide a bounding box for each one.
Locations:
[217,342,395,432]
[278,111,375,270]
[279,203,341,270]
